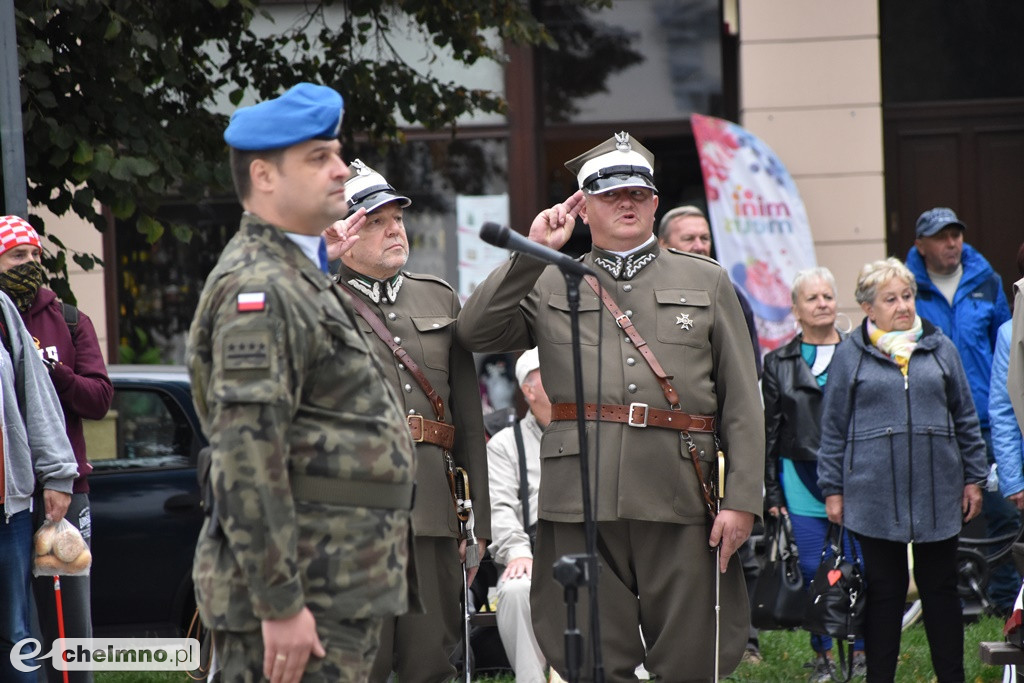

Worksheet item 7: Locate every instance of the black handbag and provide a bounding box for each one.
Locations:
[804,523,865,681]
[751,512,806,629]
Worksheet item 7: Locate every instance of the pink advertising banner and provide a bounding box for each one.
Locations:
[691,114,818,354]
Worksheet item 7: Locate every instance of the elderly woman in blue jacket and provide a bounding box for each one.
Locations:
[817,257,988,683]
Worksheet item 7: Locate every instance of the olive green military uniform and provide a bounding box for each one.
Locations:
[338,264,490,683]
[187,216,416,681]
[455,242,764,682]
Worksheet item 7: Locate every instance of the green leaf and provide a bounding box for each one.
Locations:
[104,19,122,41]
[110,196,136,220]
[136,215,164,243]
[170,222,194,243]
[72,141,94,164]
[110,158,133,181]
[72,253,96,271]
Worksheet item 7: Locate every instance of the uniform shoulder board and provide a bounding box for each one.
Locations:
[403,271,455,293]
[665,248,719,265]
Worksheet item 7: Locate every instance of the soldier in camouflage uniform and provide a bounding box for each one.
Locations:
[324,160,490,682]
[186,83,416,683]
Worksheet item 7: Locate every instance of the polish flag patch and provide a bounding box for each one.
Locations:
[236,292,266,312]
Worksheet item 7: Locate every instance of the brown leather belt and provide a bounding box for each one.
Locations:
[550,402,716,433]
[407,414,455,451]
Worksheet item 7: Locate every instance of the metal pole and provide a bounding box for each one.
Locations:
[0,0,27,216]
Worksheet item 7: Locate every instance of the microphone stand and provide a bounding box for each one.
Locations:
[551,267,604,683]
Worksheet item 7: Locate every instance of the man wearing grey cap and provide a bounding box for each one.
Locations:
[187,83,416,683]
[456,132,764,681]
[325,159,489,682]
[905,206,1015,612]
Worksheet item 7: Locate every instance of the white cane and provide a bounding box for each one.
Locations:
[714,450,725,682]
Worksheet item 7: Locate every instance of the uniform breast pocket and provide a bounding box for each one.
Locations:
[542,294,602,346]
[411,316,455,370]
[655,288,711,349]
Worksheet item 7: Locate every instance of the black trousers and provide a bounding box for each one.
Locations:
[855,534,963,683]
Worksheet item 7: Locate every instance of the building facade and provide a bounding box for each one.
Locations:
[47,0,1024,363]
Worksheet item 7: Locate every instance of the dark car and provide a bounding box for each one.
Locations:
[85,365,205,637]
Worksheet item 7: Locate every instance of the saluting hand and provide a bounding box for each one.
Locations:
[527,191,585,251]
[323,207,366,261]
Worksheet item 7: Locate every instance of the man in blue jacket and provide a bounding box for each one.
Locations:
[906,206,1016,612]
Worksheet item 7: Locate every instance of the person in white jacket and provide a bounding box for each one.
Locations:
[0,284,77,682]
[486,349,549,682]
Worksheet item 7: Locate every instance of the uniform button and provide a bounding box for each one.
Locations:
[625,310,633,317]
[626,357,636,366]
[398,363,405,371]
[408,408,416,415]
[404,383,412,392]
[624,337,632,344]
[627,384,638,393]
[680,297,687,303]
[432,323,440,328]
[623,284,633,292]
[394,336,402,344]
[388,312,397,321]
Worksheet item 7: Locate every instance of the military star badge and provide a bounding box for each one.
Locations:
[676,313,693,330]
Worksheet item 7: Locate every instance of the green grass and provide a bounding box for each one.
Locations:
[92,615,1009,682]
[730,615,1006,682]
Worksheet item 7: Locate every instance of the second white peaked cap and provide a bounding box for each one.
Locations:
[344,159,411,217]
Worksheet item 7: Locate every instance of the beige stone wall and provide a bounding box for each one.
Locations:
[739,0,886,320]
[36,206,109,364]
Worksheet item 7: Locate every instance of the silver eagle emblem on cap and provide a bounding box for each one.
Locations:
[614,131,631,152]
[350,159,371,176]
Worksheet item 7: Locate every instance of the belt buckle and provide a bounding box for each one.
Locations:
[407,414,425,442]
[628,402,649,428]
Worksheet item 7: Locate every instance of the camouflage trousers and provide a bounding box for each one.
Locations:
[211,616,383,682]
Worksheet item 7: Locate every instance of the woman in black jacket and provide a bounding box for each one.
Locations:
[762,266,862,681]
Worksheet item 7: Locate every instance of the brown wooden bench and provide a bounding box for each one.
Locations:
[979,642,1024,681]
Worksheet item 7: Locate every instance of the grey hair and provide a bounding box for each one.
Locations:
[854,257,917,305]
[790,267,838,305]
[657,205,707,239]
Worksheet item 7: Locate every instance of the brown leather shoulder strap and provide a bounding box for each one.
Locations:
[337,281,445,421]
[582,274,679,406]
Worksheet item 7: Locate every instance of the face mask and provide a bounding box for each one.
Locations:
[0,260,44,312]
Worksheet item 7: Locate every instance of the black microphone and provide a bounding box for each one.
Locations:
[479,222,595,277]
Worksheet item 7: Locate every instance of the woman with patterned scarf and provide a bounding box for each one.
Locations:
[817,257,988,683]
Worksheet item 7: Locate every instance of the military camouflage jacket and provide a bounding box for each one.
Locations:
[187,214,415,631]
[455,242,765,525]
[339,265,490,540]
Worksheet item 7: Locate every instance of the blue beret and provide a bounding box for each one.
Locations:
[224,82,344,151]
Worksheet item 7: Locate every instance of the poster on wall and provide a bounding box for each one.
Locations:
[691,113,818,354]
[456,194,511,304]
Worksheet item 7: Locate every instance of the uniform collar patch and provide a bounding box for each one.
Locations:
[347,273,404,304]
[592,244,658,281]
